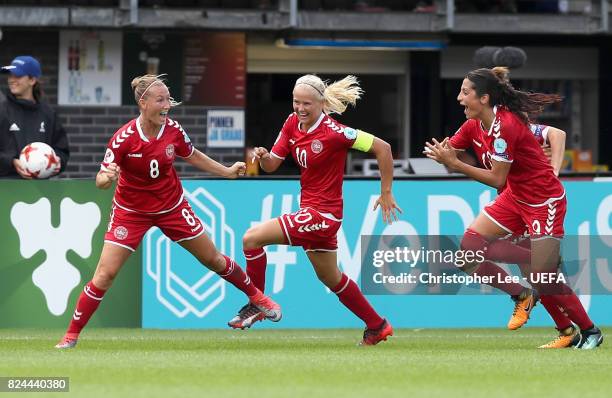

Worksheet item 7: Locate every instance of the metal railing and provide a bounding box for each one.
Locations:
[0,0,609,32]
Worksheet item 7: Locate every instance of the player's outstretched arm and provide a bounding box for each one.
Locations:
[96,163,120,189]
[251,146,283,173]
[368,136,402,224]
[543,127,566,176]
[425,138,510,189]
[184,148,246,178]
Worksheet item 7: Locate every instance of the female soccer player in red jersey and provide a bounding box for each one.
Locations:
[451,66,573,344]
[228,75,402,345]
[425,67,602,349]
[55,74,281,348]
[456,122,571,335]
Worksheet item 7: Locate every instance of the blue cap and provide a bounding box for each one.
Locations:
[1,56,42,78]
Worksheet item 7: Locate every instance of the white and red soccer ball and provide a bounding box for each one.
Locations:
[19,142,61,179]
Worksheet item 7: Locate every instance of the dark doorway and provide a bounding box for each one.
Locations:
[246,73,403,174]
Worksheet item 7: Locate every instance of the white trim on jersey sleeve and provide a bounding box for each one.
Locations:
[178,146,195,159]
[270,151,285,160]
[491,155,513,163]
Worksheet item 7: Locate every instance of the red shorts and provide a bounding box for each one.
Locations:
[277,207,342,251]
[104,199,204,251]
[483,189,566,237]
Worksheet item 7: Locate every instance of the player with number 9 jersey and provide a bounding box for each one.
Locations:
[425,67,602,349]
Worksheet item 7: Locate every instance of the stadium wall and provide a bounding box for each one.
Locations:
[0,30,244,179]
[2,179,611,329]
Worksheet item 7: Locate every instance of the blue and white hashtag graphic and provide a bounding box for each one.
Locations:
[144,188,235,318]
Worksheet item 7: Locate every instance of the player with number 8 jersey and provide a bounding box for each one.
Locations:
[101,116,193,214]
[55,74,282,349]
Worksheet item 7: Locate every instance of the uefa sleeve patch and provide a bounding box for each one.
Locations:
[343,127,357,140]
[493,137,507,154]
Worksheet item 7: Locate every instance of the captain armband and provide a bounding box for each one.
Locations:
[351,130,375,152]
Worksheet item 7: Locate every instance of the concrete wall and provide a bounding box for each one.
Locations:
[0,30,244,179]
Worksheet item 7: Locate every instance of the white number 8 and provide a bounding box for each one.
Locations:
[150,159,159,178]
[182,208,196,226]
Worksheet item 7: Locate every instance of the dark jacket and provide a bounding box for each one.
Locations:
[0,91,70,178]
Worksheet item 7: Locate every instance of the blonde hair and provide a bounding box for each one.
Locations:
[131,74,181,107]
[295,74,363,115]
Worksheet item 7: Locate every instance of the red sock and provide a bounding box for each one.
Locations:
[474,261,524,296]
[66,281,107,335]
[218,255,259,297]
[548,292,594,330]
[540,295,572,330]
[487,238,531,264]
[244,248,267,292]
[529,271,593,330]
[332,273,384,329]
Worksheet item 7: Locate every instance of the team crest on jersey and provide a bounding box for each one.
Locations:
[104,148,114,164]
[343,127,357,140]
[114,226,128,240]
[493,138,507,154]
[311,139,323,154]
[166,144,175,158]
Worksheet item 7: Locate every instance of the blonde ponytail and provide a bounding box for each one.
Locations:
[323,75,363,115]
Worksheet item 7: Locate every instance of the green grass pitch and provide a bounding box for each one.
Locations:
[1,328,610,398]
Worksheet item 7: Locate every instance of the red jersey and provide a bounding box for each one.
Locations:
[449,107,564,206]
[271,112,357,219]
[100,117,194,213]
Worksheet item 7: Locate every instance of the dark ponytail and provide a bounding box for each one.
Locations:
[466,67,562,124]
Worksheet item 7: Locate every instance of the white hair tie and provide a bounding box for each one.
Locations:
[139,80,161,101]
